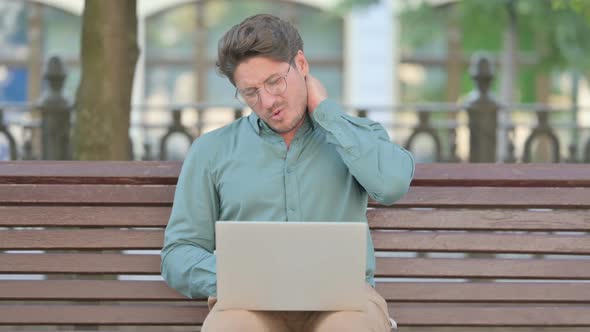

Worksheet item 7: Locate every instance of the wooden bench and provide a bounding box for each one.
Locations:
[0,161,589,331]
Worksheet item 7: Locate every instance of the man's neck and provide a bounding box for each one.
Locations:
[280,114,307,150]
[282,133,295,150]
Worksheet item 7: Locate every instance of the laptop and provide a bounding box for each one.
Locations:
[214,221,367,311]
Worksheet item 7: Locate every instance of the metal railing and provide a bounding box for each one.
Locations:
[0,55,588,163]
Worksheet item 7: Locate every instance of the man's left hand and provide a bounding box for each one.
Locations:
[207,296,217,311]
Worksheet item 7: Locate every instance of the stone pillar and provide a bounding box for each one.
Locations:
[38,56,71,160]
[465,54,499,163]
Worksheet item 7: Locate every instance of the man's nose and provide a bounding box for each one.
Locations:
[258,89,278,110]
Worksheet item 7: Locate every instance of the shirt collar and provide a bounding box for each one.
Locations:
[248,110,315,137]
[248,112,262,135]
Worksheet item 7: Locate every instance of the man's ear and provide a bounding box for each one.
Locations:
[294,50,309,77]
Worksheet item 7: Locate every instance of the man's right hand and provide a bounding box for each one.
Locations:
[208,296,218,311]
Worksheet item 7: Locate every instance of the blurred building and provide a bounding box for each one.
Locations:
[0,0,399,109]
[0,0,588,162]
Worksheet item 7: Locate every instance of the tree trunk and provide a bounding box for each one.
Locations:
[73,0,139,160]
[498,0,518,162]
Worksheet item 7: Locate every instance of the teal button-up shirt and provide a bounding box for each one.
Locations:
[161,99,415,299]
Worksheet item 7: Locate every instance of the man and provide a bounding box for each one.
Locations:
[161,13,414,331]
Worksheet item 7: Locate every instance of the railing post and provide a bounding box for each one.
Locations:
[0,109,17,160]
[523,110,560,163]
[37,56,71,160]
[584,138,590,163]
[465,54,499,162]
[404,111,442,162]
[504,128,517,163]
[159,109,194,160]
[447,128,460,163]
[142,143,153,161]
[567,143,578,163]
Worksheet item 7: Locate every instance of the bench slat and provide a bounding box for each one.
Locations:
[0,184,174,205]
[372,231,590,254]
[0,206,171,227]
[378,282,590,302]
[0,304,207,325]
[1,280,589,303]
[392,305,590,326]
[2,163,589,187]
[0,253,159,274]
[2,206,588,231]
[0,161,180,185]
[1,304,589,326]
[412,163,590,187]
[0,280,186,301]
[375,257,590,279]
[367,209,590,231]
[3,230,590,255]
[0,229,164,250]
[2,254,589,278]
[2,186,590,207]
[392,187,590,208]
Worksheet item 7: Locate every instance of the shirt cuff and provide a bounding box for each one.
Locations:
[311,99,360,159]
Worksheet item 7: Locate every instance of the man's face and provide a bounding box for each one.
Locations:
[233,53,309,139]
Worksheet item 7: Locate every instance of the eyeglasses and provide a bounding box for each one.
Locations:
[235,62,292,107]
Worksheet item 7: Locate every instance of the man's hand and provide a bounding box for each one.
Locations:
[207,296,217,311]
[305,74,328,114]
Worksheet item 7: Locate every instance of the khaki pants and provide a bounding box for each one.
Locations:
[202,284,395,332]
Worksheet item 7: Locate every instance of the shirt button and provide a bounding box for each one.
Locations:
[349,147,360,158]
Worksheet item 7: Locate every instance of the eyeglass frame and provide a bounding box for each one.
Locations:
[234,60,294,107]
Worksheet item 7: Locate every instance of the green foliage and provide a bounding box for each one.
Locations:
[550,1,590,72]
[552,0,590,22]
[398,1,449,50]
[457,0,507,52]
[400,0,590,102]
[405,0,590,70]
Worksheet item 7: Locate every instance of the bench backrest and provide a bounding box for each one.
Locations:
[0,162,589,330]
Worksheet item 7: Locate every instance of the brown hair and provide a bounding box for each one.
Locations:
[216,14,303,86]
